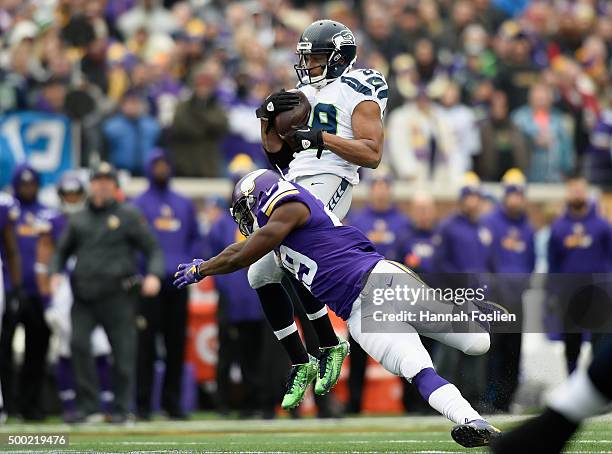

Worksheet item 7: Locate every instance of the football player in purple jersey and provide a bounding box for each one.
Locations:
[174,170,502,448]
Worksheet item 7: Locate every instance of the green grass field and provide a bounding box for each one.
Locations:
[1,414,611,453]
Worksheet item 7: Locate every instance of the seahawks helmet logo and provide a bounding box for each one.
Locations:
[332,30,355,49]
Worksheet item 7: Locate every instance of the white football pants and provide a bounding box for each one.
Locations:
[346,260,491,380]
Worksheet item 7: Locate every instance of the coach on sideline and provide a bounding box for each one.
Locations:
[49,162,164,423]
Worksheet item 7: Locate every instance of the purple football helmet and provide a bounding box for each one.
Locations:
[230,169,281,236]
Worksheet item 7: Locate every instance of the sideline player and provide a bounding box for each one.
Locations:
[0,191,21,423]
[251,19,388,409]
[174,170,501,448]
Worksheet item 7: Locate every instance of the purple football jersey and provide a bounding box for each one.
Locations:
[255,181,383,320]
[0,192,20,290]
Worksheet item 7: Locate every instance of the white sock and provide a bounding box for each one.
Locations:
[273,322,298,340]
[306,306,328,320]
[547,368,609,424]
[427,383,481,424]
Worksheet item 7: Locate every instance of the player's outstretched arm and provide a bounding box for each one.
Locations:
[173,202,310,288]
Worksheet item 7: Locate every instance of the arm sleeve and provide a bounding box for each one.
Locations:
[387,109,418,179]
[265,142,294,171]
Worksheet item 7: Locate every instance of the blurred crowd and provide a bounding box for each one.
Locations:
[0,0,611,185]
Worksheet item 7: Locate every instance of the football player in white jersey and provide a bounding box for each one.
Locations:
[250,20,388,409]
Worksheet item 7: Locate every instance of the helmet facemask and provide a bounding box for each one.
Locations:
[230,194,257,237]
[295,45,333,88]
[295,51,351,89]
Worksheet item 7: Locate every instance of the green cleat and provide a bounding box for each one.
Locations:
[281,355,318,410]
[315,336,350,395]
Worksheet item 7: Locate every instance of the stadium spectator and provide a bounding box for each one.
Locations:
[169,60,228,177]
[345,170,411,414]
[493,21,541,112]
[49,162,164,423]
[437,0,477,52]
[220,74,270,170]
[482,169,535,412]
[453,24,497,112]
[117,0,178,38]
[102,90,161,176]
[386,86,455,185]
[431,173,492,407]
[1,166,51,421]
[586,96,612,187]
[512,82,574,183]
[472,0,507,34]
[412,38,446,86]
[132,150,200,420]
[478,90,529,181]
[34,77,68,114]
[395,5,427,55]
[547,175,612,374]
[0,190,22,423]
[552,57,600,171]
[439,81,481,176]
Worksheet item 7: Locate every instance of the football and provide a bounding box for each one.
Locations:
[273,89,311,139]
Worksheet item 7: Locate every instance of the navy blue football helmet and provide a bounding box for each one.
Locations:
[294,20,357,88]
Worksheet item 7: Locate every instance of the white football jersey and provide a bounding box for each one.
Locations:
[286,68,388,185]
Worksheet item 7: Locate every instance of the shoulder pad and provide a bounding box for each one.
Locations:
[340,68,388,102]
[259,180,299,217]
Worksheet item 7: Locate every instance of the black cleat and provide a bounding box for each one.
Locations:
[451,419,501,448]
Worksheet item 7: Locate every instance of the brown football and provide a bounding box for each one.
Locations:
[273,90,311,139]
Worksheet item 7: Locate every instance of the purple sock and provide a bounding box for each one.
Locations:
[412,367,449,401]
[95,355,114,414]
[56,357,77,413]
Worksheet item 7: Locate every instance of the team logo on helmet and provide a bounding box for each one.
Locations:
[239,169,267,196]
[332,30,355,49]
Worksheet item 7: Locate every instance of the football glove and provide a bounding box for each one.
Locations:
[286,126,325,158]
[255,90,300,122]
[173,259,205,289]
